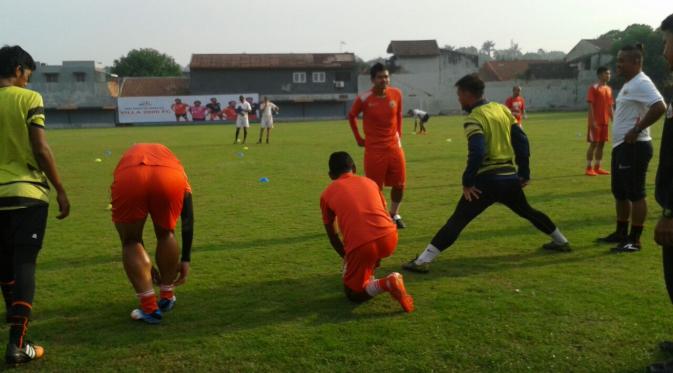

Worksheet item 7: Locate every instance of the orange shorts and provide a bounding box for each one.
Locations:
[111,165,188,230]
[364,148,406,189]
[587,123,609,143]
[342,231,398,292]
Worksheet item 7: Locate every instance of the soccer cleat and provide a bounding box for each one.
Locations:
[391,214,406,229]
[595,232,627,244]
[5,341,44,365]
[385,273,414,313]
[660,341,673,354]
[594,168,610,175]
[130,308,162,324]
[542,241,571,252]
[611,241,641,253]
[402,257,430,274]
[158,296,176,313]
[585,168,597,176]
[648,360,673,373]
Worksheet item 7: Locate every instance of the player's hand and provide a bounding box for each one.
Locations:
[56,190,70,219]
[174,261,190,286]
[356,138,365,147]
[624,127,640,144]
[463,186,482,201]
[655,217,673,246]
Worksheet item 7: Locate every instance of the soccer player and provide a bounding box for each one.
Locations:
[649,14,673,373]
[258,96,278,144]
[111,143,194,324]
[320,152,413,312]
[189,100,207,122]
[234,95,251,144]
[505,85,526,127]
[348,63,407,229]
[402,74,569,273]
[0,45,70,364]
[408,108,430,134]
[206,97,223,120]
[171,98,189,122]
[585,67,614,176]
[596,44,666,253]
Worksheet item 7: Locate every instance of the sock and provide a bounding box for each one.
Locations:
[550,228,568,245]
[617,220,629,237]
[389,202,401,217]
[137,290,158,314]
[415,244,441,265]
[629,225,644,244]
[9,301,31,348]
[1,280,14,313]
[365,277,391,297]
[159,285,174,300]
[594,161,602,170]
[586,161,592,169]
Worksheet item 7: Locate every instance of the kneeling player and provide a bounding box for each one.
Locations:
[111,143,194,324]
[320,152,413,312]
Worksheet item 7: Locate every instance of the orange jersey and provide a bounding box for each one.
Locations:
[505,96,525,123]
[587,83,613,126]
[115,143,189,181]
[348,87,403,151]
[320,173,396,253]
[172,103,188,115]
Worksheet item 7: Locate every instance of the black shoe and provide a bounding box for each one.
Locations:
[661,341,673,354]
[391,214,406,229]
[542,241,571,252]
[5,341,44,365]
[401,257,430,273]
[649,360,673,373]
[611,241,641,253]
[596,232,627,244]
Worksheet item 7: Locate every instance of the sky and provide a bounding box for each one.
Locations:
[0,0,670,67]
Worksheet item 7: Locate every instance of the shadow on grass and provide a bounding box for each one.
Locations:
[199,232,325,252]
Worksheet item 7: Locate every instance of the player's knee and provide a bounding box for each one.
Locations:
[343,285,371,303]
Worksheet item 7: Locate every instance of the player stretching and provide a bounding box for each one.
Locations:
[403,74,570,273]
[505,85,526,127]
[234,95,251,144]
[348,63,407,228]
[320,152,413,312]
[0,46,70,365]
[408,108,430,134]
[585,67,613,176]
[111,144,194,324]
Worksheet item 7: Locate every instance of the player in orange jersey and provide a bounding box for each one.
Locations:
[585,66,614,176]
[505,85,526,127]
[111,143,194,324]
[171,98,189,122]
[320,152,413,312]
[348,63,407,229]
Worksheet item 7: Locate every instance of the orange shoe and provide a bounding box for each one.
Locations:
[585,168,597,176]
[386,272,415,313]
[594,168,610,175]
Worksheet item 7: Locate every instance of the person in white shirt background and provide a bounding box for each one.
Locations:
[234,95,252,144]
[258,96,279,144]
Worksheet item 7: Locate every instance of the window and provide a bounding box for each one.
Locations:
[335,71,351,81]
[292,72,306,84]
[44,73,59,83]
[312,71,326,83]
[74,72,86,82]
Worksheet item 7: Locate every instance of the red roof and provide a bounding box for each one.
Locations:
[190,53,355,70]
[479,60,532,81]
[119,77,190,97]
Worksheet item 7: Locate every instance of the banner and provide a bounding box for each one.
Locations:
[117,93,259,124]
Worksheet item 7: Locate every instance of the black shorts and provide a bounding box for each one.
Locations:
[421,114,430,123]
[611,141,653,201]
[0,205,48,250]
[175,114,188,120]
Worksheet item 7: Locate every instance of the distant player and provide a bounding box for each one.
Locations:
[402,74,570,274]
[348,63,407,229]
[223,101,237,120]
[258,96,278,144]
[189,100,207,122]
[111,143,194,324]
[320,152,414,312]
[171,98,189,122]
[408,108,429,134]
[206,98,223,120]
[234,95,251,144]
[0,45,70,365]
[596,44,666,253]
[585,67,613,176]
[505,85,526,127]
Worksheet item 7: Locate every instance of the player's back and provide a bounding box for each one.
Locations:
[465,102,517,175]
[115,143,185,172]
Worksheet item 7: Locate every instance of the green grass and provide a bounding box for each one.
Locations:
[8,112,673,372]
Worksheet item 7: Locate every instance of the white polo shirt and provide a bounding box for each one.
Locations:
[236,101,252,118]
[412,109,427,119]
[612,71,664,147]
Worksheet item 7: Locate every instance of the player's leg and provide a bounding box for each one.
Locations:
[387,148,406,228]
[257,127,263,144]
[153,223,179,312]
[594,142,609,174]
[586,142,598,175]
[234,127,240,144]
[372,232,413,312]
[616,141,653,252]
[266,128,271,144]
[413,119,418,133]
[243,126,248,144]
[0,215,14,322]
[598,145,630,243]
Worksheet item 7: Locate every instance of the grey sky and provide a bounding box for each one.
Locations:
[1,0,670,67]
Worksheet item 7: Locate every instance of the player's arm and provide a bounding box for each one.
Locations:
[29,126,70,219]
[347,97,365,146]
[397,94,403,137]
[511,124,531,183]
[174,191,194,286]
[320,197,345,257]
[462,121,485,201]
[625,100,667,143]
[587,104,595,128]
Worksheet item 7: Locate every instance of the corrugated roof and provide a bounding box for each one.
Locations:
[119,77,190,97]
[387,40,440,57]
[189,53,355,70]
[585,38,614,53]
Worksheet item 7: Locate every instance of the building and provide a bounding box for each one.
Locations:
[189,53,358,120]
[29,61,118,128]
[565,39,614,80]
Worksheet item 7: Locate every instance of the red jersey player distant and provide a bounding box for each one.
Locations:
[505,85,526,127]
[348,63,407,229]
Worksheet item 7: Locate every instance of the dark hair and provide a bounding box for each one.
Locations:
[0,45,36,78]
[455,74,485,97]
[369,62,387,80]
[596,66,609,75]
[662,14,673,32]
[329,151,354,175]
[620,44,644,62]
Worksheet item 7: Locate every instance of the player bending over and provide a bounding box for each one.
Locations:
[408,108,429,134]
[111,143,194,324]
[320,152,414,312]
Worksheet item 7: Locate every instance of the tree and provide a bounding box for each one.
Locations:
[480,41,496,58]
[111,48,182,77]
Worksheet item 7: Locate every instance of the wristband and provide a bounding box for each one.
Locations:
[664,208,673,219]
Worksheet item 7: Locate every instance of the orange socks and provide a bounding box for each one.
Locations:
[137,290,158,314]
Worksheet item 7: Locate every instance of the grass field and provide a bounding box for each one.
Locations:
[7,112,673,372]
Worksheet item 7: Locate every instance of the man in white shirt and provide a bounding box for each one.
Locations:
[234,95,252,144]
[258,96,279,144]
[408,109,430,134]
[597,44,667,253]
